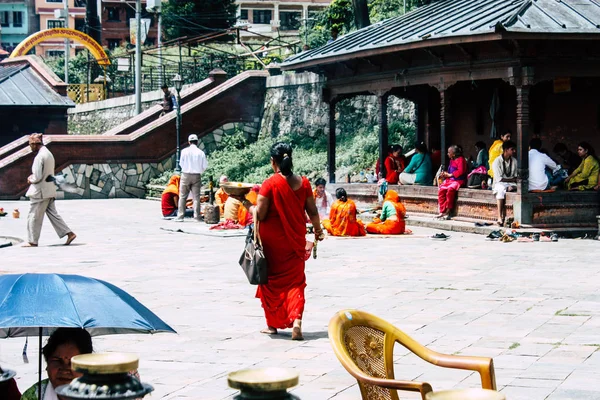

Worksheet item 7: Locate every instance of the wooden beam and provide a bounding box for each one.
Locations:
[328,100,337,183]
[378,93,389,179]
[423,48,444,65]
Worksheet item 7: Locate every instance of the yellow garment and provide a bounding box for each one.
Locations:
[322,199,366,237]
[568,155,600,190]
[488,139,503,178]
[215,188,229,214]
[162,175,180,196]
[237,190,258,227]
[223,197,242,221]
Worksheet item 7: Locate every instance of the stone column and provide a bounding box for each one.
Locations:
[328,100,337,183]
[378,93,389,178]
[439,89,449,167]
[514,84,532,224]
[273,2,279,28]
[302,4,308,20]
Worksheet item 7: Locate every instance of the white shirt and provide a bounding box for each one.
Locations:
[315,190,334,219]
[43,382,59,400]
[491,155,517,187]
[179,144,208,174]
[528,149,559,191]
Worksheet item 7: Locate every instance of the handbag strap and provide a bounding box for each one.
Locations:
[253,207,262,246]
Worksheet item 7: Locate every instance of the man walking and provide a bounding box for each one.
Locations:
[176,134,208,221]
[491,141,517,226]
[24,133,76,247]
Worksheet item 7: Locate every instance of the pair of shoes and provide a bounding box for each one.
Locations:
[550,233,559,242]
[501,234,515,242]
[475,222,493,227]
[486,230,503,240]
[431,233,450,240]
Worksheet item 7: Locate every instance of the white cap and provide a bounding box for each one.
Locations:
[188,134,198,142]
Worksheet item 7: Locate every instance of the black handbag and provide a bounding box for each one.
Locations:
[238,209,268,285]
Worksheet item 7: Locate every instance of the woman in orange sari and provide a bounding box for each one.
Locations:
[236,142,324,340]
[161,175,180,217]
[366,189,408,234]
[322,188,366,237]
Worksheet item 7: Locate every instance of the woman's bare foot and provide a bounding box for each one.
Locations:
[22,242,37,247]
[260,327,278,335]
[65,232,76,245]
[291,319,303,341]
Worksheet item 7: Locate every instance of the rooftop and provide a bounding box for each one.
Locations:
[282,0,600,69]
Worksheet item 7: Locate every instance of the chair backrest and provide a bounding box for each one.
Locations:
[329,310,496,400]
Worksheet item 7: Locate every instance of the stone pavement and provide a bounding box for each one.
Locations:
[1,199,599,400]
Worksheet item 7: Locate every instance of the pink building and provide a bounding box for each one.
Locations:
[34,0,87,57]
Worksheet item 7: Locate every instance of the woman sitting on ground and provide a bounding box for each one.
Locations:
[566,142,599,191]
[237,185,260,227]
[322,188,366,237]
[161,175,193,218]
[366,190,409,234]
[399,142,433,185]
[21,328,93,400]
[215,175,229,214]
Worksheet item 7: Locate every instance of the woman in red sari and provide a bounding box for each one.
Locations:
[236,142,324,340]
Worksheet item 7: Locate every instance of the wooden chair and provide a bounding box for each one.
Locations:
[328,310,497,400]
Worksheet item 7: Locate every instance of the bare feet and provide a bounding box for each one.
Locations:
[291,319,304,341]
[22,242,38,247]
[435,213,445,219]
[260,327,278,335]
[65,232,76,245]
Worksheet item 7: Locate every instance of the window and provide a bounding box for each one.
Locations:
[107,39,121,49]
[125,7,134,26]
[240,9,248,20]
[280,11,301,31]
[47,20,65,29]
[12,11,23,27]
[253,10,272,24]
[75,18,85,32]
[46,50,64,57]
[1,42,11,50]
[0,11,9,27]
[107,7,119,21]
[74,0,85,7]
[46,0,63,3]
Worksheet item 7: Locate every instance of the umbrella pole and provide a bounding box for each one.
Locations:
[38,327,42,400]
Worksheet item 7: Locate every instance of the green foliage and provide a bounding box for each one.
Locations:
[368,0,405,23]
[44,51,93,84]
[301,0,354,49]
[162,0,237,41]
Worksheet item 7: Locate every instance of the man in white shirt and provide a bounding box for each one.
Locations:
[176,134,208,221]
[491,140,517,226]
[528,138,561,191]
[314,177,334,219]
[24,133,76,247]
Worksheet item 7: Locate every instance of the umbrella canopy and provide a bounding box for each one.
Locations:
[0,273,176,338]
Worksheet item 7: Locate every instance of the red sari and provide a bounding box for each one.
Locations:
[257,174,312,329]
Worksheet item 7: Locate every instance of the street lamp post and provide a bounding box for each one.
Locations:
[172,74,183,173]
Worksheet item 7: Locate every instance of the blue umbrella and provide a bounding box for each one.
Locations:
[0,273,176,399]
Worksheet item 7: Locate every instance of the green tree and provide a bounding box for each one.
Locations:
[161,0,237,40]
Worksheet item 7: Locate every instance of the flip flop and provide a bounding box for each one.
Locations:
[65,234,76,246]
[431,233,450,240]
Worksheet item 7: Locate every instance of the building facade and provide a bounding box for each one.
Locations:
[0,0,33,52]
[100,0,157,50]
[236,0,330,41]
[34,0,87,57]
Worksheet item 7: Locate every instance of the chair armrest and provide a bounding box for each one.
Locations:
[342,364,433,398]
[428,353,496,390]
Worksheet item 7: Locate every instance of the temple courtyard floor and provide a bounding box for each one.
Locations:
[0,199,599,400]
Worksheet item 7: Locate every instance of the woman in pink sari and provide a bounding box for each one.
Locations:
[236,142,324,340]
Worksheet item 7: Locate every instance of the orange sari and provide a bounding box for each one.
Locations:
[237,190,258,227]
[322,199,366,237]
[366,190,407,234]
[215,188,229,213]
[161,175,180,216]
[257,174,312,329]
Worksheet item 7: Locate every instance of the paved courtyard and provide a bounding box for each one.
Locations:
[0,199,599,400]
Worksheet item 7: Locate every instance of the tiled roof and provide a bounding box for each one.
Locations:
[282,0,600,68]
[0,63,74,107]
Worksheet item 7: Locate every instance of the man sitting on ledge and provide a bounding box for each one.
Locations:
[491,140,517,226]
[528,138,562,192]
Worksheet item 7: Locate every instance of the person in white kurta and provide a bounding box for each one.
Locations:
[24,133,76,247]
[491,140,518,226]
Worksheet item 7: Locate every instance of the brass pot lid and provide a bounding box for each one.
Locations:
[71,353,139,374]
[426,389,506,400]
[228,368,299,392]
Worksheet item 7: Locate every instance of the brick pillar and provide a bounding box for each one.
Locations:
[378,93,389,178]
[328,100,337,183]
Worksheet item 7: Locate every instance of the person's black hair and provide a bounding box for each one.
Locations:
[529,138,542,150]
[578,141,596,158]
[336,187,347,202]
[271,142,294,177]
[502,130,512,138]
[475,141,487,150]
[161,84,168,89]
[502,140,517,151]
[390,144,402,154]
[553,143,568,153]
[314,177,326,187]
[42,328,93,362]
[415,142,428,153]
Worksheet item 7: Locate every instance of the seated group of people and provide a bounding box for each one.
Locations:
[314,179,409,237]
[378,143,435,186]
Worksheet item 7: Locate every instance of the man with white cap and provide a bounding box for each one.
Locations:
[176,133,208,221]
[24,133,76,247]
